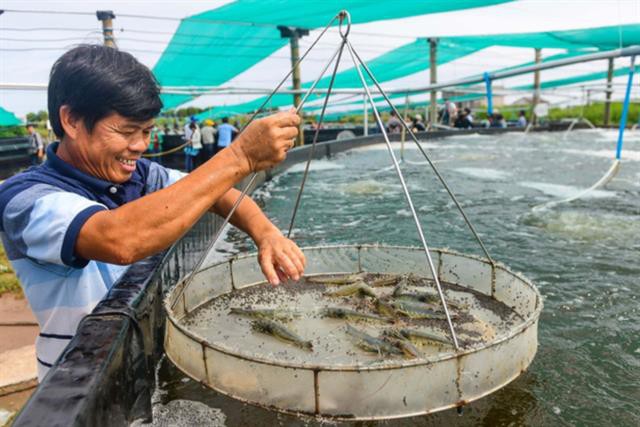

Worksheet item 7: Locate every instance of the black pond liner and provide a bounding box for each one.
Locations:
[12,125,565,426]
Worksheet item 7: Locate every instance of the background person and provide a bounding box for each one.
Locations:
[184,121,202,172]
[26,123,44,165]
[201,119,217,161]
[217,117,238,153]
[517,110,528,127]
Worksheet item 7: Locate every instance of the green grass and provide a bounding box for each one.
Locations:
[0,243,22,297]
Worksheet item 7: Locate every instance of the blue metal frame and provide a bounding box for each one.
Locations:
[616,56,636,160]
[483,72,493,116]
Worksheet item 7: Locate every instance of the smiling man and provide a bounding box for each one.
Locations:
[0,45,305,380]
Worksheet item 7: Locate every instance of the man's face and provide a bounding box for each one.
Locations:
[73,113,153,183]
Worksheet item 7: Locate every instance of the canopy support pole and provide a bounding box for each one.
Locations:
[604,58,615,127]
[279,25,310,146]
[532,48,541,125]
[428,38,438,129]
[96,10,116,48]
[363,94,368,136]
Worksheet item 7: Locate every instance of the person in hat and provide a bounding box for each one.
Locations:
[201,118,217,161]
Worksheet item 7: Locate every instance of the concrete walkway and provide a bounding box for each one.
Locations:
[0,294,38,424]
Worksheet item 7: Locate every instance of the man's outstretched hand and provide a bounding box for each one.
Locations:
[255,230,306,285]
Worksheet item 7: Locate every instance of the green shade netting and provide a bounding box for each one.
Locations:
[205,50,591,119]
[195,23,640,117]
[0,107,22,126]
[443,23,640,50]
[195,38,486,121]
[155,0,512,108]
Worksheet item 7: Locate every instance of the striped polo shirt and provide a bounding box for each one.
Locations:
[0,142,185,380]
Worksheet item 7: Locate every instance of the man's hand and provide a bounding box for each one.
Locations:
[255,230,306,285]
[229,109,300,173]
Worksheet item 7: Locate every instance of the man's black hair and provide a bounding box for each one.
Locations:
[222,117,229,123]
[48,44,163,138]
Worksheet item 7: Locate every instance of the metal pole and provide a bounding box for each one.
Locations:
[279,26,309,146]
[483,72,493,116]
[532,48,541,125]
[615,56,635,160]
[363,93,368,136]
[604,58,615,126]
[428,38,438,128]
[401,46,640,96]
[96,10,116,48]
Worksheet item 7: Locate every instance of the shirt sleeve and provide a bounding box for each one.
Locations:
[2,184,106,268]
[145,161,187,193]
[35,133,44,150]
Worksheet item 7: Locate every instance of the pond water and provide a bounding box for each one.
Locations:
[150,129,639,426]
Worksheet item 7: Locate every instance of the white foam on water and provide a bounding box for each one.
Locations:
[349,141,442,153]
[519,181,617,199]
[560,149,640,162]
[340,179,392,195]
[527,210,640,241]
[283,159,345,174]
[132,400,226,427]
[454,167,510,181]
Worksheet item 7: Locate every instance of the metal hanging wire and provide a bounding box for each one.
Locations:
[344,40,495,269]
[341,35,460,349]
[286,28,348,238]
[171,11,350,310]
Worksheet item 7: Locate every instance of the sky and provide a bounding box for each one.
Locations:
[1,0,639,117]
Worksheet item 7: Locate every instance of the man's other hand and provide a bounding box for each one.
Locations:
[256,230,306,285]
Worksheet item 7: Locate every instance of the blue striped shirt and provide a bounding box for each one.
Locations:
[0,142,185,380]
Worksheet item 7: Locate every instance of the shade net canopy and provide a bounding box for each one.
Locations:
[0,107,22,126]
[153,0,514,109]
[189,23,640,119]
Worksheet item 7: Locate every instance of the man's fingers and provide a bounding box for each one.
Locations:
[285,246,305,277]
[279,127,299,141]
[273,111,301,127]
[259,253,280,285]
[275,251,300,281]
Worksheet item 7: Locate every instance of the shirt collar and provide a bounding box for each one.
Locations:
[45,141,121,194]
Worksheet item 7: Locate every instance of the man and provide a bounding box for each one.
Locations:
[26,123,44,165]
[200,119,217,160]
[217,117,238,153]
[0,45,305,380]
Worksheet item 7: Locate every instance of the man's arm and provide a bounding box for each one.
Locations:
[75,111,300,268]
[212,188,305,284]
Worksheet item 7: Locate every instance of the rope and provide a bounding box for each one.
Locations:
[141,140,190,158]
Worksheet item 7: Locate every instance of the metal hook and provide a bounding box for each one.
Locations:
[338,10,351,39]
